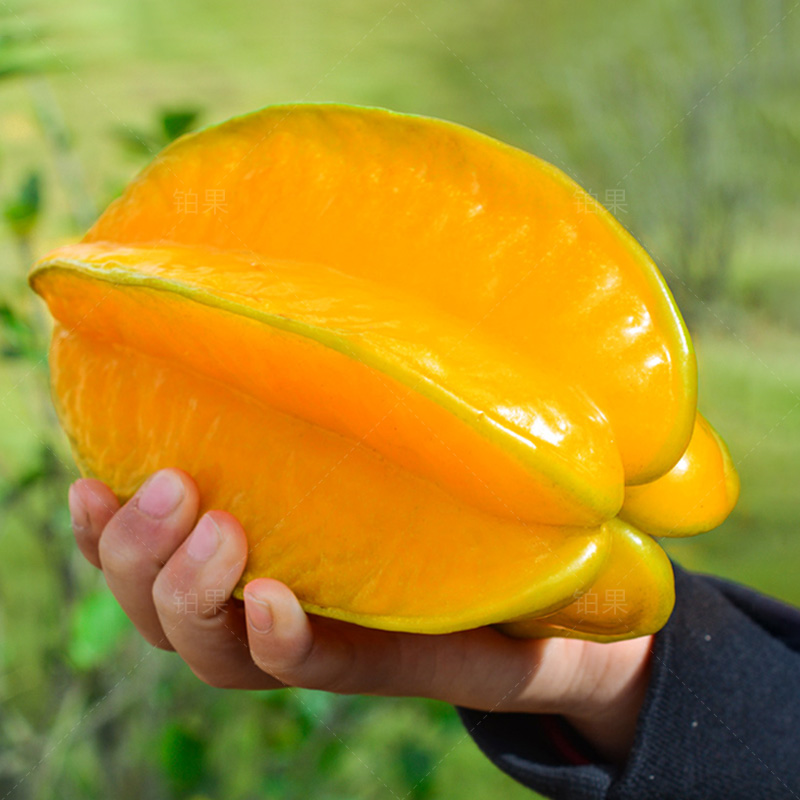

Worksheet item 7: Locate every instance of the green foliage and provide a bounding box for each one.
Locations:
[160,110,201,143]
[397,739,436,799]
[0,301,40,359]
[116,108,202,158]
[159,723,209,797]
[1,1,799,799]
[0,11,50,81]
[3,173,41,240]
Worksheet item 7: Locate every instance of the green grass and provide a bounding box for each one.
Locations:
[664,320,800,606]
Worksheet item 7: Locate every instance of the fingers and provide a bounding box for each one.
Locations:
[242,579,560,708]
[244,579,367,694]
[69,479,120,568]
[151,511,282,690]
[68,472,617,712]
[97,469,199,649]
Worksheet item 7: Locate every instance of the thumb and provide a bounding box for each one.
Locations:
[242,578,585,711]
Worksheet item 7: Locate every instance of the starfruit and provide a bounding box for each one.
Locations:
[29,104,739,640]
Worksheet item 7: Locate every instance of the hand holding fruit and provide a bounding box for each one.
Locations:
[69,468,654,763]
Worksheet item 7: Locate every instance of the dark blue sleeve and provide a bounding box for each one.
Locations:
[457,564,800,799]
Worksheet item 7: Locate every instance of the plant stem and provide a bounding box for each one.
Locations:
[26,76,97,231]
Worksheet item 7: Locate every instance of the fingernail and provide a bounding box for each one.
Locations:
[137,470,184,518]
[245,593,274,633]
[187,514,221,562]
[68,484,89,533]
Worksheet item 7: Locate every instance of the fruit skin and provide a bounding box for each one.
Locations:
[46,319,612,634]
[28,103,737,640]
[83,103,698,487]
[499,518,675,643]
[620,413,741,537]
[30,248,625,529]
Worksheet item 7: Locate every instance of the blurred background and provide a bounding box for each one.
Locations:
[1,1,798,798]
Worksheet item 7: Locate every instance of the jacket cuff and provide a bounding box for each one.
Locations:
[457,564,800,799]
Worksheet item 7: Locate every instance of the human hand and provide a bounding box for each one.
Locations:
[68,468,653,762]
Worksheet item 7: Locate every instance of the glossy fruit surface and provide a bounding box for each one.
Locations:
[30,104,738,639]
[499,518,675,642]
[46,320,611,632]
[620,413,740,537]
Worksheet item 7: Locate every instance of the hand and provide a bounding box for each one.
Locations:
[68,468,653,762]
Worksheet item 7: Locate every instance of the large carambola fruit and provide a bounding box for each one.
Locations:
[30,104,740,640]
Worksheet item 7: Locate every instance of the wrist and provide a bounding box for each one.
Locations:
[559,635,654,763]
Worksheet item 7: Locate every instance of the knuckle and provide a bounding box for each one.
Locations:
[153,573,231,622]
[98,512,156,573]
[97,535,135,575]
[247,628,366,694]
[249,648,300,688]
[249,648,283,681]
[151,568,183,615]
[72,519,94,545]
[143,631,176,652]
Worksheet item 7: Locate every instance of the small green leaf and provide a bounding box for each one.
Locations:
[3,172,41,238]
[397,740,435,799]
[0,302,43,359]
[160,109,200,142]
[158,723,208,797]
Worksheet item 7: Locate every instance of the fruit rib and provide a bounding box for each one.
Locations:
[31,246,624,526]
[620,413,740,537]
[498,518,674,642]
[81,104,697,484]
[50,324,611,632]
